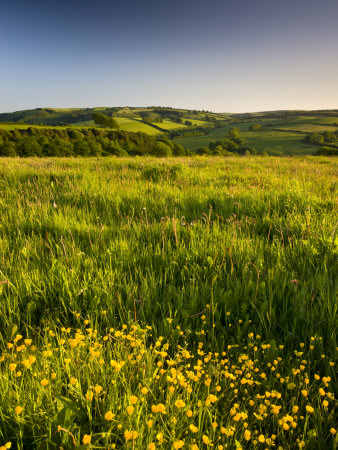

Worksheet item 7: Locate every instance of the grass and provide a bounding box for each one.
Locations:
[175,127,317,155]
[0,156,336,449]
[275,125,338,133]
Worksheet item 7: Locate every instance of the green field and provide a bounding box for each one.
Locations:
[0,157,336,449]
[175,127,323,155]
[275,124,338,133]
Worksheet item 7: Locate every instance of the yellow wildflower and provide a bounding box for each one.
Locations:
[82,435,91,445]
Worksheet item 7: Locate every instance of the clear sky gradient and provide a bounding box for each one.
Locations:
[1,0,337,113]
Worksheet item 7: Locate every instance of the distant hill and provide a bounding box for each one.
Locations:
[0,106,229,127]
[1,107,337,155]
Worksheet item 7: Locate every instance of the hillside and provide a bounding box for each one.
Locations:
[0,107,337,155]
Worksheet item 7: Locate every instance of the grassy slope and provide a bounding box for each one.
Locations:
[0,157,336,448]
[175,124,332,155]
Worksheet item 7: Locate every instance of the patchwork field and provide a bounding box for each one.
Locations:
[0,157,336,449]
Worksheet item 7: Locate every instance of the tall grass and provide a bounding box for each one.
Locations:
[0,156,336,448]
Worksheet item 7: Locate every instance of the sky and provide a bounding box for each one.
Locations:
[1,0,338,113]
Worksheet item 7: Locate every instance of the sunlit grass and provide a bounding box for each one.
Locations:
[0,156,336,448]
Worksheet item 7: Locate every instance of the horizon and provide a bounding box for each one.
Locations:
[1,0,338,113]
[2,106,338,116]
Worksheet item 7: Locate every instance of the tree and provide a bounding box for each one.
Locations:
[92,113,120,129]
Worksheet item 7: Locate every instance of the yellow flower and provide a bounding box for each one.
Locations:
[15,406,23,415]
[9,364,17,372]
[105,410,114,421]
[186,409,193,417]
[258,435,265,443]
[130,395,138,405]
[41,378,49,386]
[124,430,138,441]
[191,445,199,450]
[126,405,134,415]
[148,444,156,450]
[147,419,153,428]
[244,430,251,441]
[301,390,308,397]
[141,387,149,395]
[330,428,336,435]
[306,405,314,413]
[86,391,93,401]
[70,377,77,385]
[202,435,209,444]
[94,385,103,394]
[82,434,91,445]
[190,424,198,433]
[175,399,186,408]
[173,441,184,449]
[292,406,299,414]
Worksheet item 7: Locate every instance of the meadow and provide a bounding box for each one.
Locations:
[0,156,336,449]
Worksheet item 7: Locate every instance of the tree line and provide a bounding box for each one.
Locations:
[0,127,190,157]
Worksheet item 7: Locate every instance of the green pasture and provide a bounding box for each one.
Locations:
[175,127,318,154]
[276,124,338,133]
[0,156,336,448]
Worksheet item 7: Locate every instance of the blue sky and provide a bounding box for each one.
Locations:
[1,0,337,113]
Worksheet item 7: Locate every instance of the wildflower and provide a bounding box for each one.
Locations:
[141,387,149,395]
[86,391,93,401]
[82,435,91,445]
[130,395,138,404]
[147,420,153,428]
[126,405,134,415]
[9,364,17,372]
[124,430,138,441]
[41,378,49,386]
[186,410,193,417]
[244,430,251,441]
[330,428,336,435]
[15,406,23,415]
[148,444,156,450]
[175,399,186,408]
[94,385,103,394]
[258,435,265,443]
[105,411,114,421]
[306,405,314,413]
[190,424,199,433]
[202,435,210,444]
[173,441,184,449]
[70,377,77,385]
